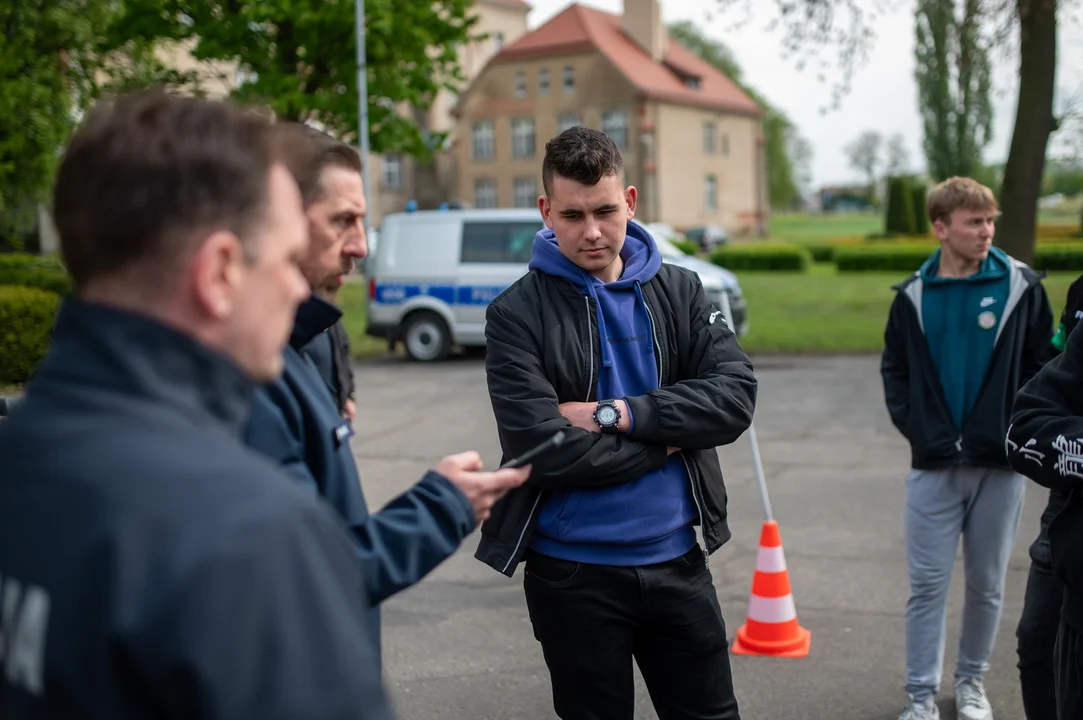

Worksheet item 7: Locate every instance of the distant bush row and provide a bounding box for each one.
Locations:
[708,241,1083,273]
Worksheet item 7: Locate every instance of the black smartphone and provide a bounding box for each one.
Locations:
[499,430,566,469]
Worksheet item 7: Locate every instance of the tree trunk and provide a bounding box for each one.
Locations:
[996,0,1057,265]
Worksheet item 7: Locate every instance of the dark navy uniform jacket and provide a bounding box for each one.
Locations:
[0,299,391,719]
[243,296,476,664]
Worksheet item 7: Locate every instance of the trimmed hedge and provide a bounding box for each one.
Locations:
[0,285,60,385]
[1034,243,1083,271]
[0,253,72,296]
[671,238,700,256]
[834,243,937,273]
[709,243,810,272]
[833,242,1083,273]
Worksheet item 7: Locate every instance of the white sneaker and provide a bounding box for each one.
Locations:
[898,695,940,720]
[954,677,993,720]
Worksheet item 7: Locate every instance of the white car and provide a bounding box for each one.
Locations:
[364,209,746,362]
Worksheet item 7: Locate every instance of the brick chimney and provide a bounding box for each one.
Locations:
[622,0,666,63]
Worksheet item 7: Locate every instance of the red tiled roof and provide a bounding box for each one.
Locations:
[493,3,761,117]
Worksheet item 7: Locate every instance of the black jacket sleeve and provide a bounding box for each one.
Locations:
[139,501,394,720]
[881,293,911,436]
[624,276,756,449]
[1007,315,1083,492]
[484,302,669,492]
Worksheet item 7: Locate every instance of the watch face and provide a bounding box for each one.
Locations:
[597,405,618,426]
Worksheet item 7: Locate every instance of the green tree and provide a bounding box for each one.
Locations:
[108,0,481,157]
[667,20,810,209]
[708,0,1067,265]
[914,0,993,180]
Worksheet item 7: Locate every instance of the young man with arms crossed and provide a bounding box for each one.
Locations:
[243,122,530,667]
[0,91,393,718]
[881,176,1054,720]
[476,126,757,720]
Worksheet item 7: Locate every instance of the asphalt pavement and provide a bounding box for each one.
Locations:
[350,353,1047,720]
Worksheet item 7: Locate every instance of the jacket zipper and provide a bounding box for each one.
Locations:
[643,289,705,553]
[500,296,597,574]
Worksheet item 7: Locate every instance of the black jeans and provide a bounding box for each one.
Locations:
[522,547,740,720]
[1055,620,1083,719]
[1017,489,1069,720]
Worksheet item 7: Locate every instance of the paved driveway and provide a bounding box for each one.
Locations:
[350,353,1046,720]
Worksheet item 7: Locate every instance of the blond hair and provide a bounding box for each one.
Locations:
[926,176,999,224]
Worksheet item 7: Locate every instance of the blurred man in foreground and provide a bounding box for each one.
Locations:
[0,91,393,718]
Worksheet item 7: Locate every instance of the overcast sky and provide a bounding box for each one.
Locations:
[523,0,1083,189]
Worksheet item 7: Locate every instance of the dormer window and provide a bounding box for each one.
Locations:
[685,77,701,90]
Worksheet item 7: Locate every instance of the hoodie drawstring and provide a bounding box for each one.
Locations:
[633,282,655,356]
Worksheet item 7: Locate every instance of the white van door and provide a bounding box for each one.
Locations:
[454,218,543,344]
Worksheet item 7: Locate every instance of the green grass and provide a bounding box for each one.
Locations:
[734,264,1080,354]
[768,212,881,246]
[339,267,1081,358]
[338,280,397,360]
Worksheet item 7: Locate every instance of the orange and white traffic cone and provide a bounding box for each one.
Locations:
[730,520,811,658]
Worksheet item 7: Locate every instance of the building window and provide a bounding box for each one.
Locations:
[461,220,544,264]
[472,121,494,160]
[722,134,730,156]
[513,177,538,208]
[562,66,575,93]
[703,122,716,153]
[474,179,497,209]
[383,154,402,189]
[685,76,701,90]
[494,32,504,51]
[514,71,527,98]
[704,174,718,212]
[602,109,628,149]
[557,113,580,134]
[511,117,535,158]
[538,68,550,96]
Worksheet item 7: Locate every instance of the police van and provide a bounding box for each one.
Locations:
[364,208,747,362]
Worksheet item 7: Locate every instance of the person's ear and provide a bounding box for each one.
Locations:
[190,230,247,319]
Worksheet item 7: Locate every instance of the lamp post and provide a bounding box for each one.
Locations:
[355,0,372,235]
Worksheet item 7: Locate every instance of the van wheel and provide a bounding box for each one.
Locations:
[402,312,451,362]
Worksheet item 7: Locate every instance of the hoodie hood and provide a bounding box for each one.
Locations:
[528,220,664,373]
[528,219,663,291]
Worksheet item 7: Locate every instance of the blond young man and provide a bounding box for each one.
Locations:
[881,177,1054,720]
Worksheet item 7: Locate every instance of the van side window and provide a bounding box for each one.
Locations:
[461,221,541,264]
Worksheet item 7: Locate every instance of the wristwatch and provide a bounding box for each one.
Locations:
[593,400,622,434]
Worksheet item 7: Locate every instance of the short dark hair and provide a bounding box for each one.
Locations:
[53,89,281,292]
[270,122,362,209]
[542,126,625,197]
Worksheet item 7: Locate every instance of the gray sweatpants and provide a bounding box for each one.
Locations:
[904,465,1027,702]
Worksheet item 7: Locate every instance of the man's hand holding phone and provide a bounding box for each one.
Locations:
[435,451,531,524]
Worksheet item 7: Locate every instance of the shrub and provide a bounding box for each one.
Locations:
[0,285,61,385]
[670,238,699,256]
[912,184,930,235]
[884,176,919,235]
[1033,243,1083,271]
[709,243,810,272]
[807,244,834,263]
[834,243,937,273]
[0,253,72,296]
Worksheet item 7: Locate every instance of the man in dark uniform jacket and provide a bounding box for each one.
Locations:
[242,122,530,666]
[1014,274,1083,719]
[0,91,393,718]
